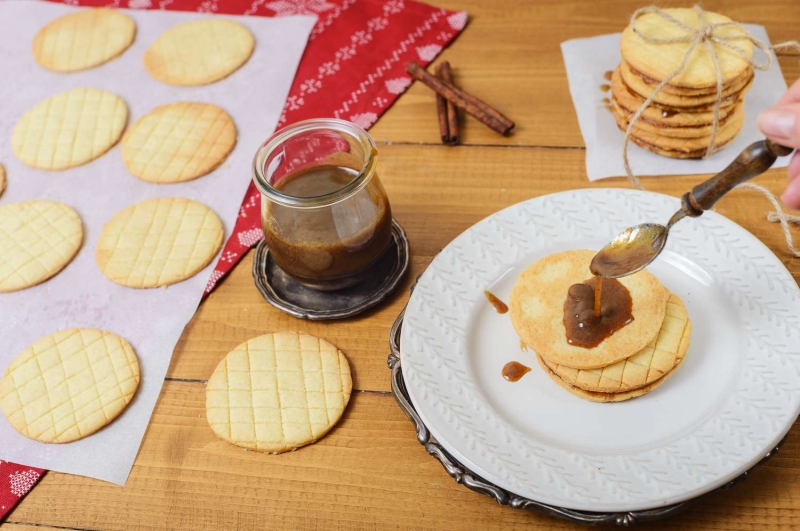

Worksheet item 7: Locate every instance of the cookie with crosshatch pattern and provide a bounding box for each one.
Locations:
[620,7,753,89]
[206,332,352,453]
[143,19,255,86]
[12,88,128,171]
[121,102,236,183]
[541,292,692,393]
[0,163,6,198]
[32,8,136,72]
[537,353,685,403]
[0,200,83,293]
[96,197,224,288]
[0,329,140,443]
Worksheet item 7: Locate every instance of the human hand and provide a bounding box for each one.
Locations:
[757,77,800,209]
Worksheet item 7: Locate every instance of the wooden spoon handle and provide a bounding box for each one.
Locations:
[681,139,794,216]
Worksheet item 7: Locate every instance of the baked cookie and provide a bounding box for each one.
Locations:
[542,292,692,393]
[611,67,735,127]
[96,197,223,288]
[122,102,236,183]
[509,250,667,370]
[0,201,83,292]
[33,9,136,72]
[612,102,744,155]
[206,332,352,453]
[12,88,128,170]
[619,59,752,108]
[0,329,140,443]
[611,99,732,139]
[620,7,754,89]
[537,353,685,403]
[144,19,254,86]
[622,60,753,97]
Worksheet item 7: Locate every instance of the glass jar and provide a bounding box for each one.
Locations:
[253,119,393,291]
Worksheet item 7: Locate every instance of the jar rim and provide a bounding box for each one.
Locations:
[252,118,378,208]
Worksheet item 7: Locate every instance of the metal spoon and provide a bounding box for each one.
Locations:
[591,139,793,279]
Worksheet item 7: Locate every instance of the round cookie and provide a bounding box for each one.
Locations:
[0,201,83,293]
[536,353,685,403]
[12,88,128,171]
[0,163,6,199]
[542,292,692,393]
[122,102,237,183]
[612,102,745,155]
[144,19,255,86]
[509,250,667,370]
[625,133,737,159]
[611,67,735,127]
[206,331,353,454]
[33,9,136,72]
[621,7,754,89]
[96,197,224,288]
[622,60,753,97]
[0,329,140,443]
[619,59,753,108]
[611,99,731,139]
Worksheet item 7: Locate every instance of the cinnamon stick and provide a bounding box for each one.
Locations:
[434,64,450,144]
[407,61,514,136]
[438,61,459,145]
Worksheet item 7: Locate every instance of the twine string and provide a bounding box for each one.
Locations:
[620,5,800,257]
[737,183,800,257]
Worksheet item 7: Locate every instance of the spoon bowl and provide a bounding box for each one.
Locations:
[590,223,668,279]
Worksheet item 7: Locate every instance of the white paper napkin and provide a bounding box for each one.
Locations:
[561,26,789,181]
[0,1,316,485]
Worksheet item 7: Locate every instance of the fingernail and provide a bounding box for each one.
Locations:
[759,109,797,139]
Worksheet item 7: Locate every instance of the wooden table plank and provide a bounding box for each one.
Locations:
[7,381,800,530]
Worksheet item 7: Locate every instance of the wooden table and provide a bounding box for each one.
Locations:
[7,1,800,529]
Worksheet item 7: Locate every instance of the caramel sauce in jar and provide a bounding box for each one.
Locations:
[263,164,392,290]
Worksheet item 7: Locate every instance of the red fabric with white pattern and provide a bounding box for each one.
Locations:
[0,0,466,522]
[0,460,43,521]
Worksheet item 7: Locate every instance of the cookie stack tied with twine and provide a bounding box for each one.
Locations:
[617,6,800,260]
[612,7,758,161]
[509,251,692,403]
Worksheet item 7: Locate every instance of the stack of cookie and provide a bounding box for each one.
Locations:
[611,7,754,158]
[509,250,692,403]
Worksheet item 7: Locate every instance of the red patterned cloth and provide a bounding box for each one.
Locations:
[1,0,466,522]
[0,461,44,521]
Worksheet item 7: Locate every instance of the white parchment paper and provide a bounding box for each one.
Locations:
[561,27,790,181]
[0,1,316,485]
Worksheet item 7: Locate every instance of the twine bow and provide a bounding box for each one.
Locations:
[622,5,800,258]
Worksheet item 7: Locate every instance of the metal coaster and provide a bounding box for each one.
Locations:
[253,219,409,320]
[388,286,789,526]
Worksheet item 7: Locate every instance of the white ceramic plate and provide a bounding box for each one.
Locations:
[400,189,800,512]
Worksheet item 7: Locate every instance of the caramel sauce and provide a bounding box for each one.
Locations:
[600,84,611,92]
[662,110,677,118]
[263,165,392,289]
[603,70,613,81]
[484,290,508,314]
[564,277,633,348]
[502,361,531,382]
